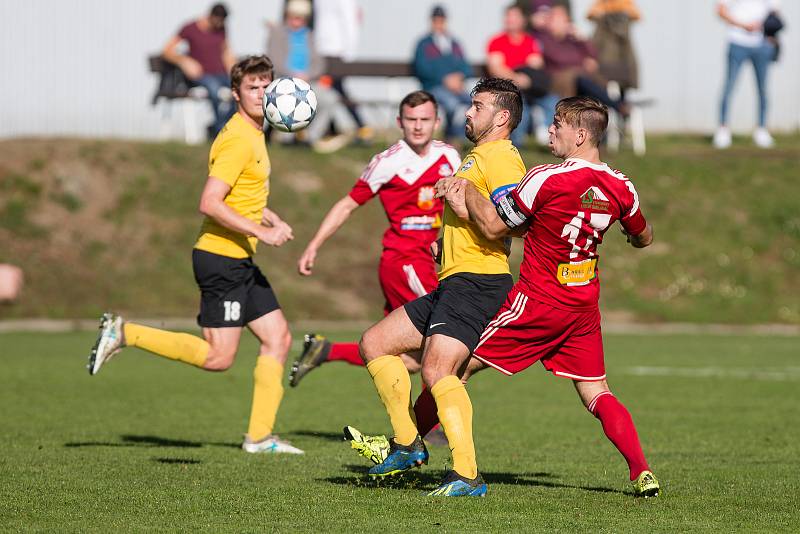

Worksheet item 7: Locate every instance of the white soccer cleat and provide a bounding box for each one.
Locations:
[88,313,124,376]
[712,127,732,149]
[752,127,774,149]
[242,434,304,455]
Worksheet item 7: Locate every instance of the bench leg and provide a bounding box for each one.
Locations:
[183,99,204,145]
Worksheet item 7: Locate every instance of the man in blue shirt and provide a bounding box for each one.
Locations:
[412,5,473,142]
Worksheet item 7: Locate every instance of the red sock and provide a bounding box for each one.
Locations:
[413,386,440,437]
[327,343,363,366]
[589,392,650,480]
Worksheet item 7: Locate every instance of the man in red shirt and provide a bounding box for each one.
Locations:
[486,4,556,146]
[291,91,461,389]
[163,3,237,138]
[440,95,659,497]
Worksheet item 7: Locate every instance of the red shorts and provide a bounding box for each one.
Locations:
[378,255,438,314]
[472,288,606,381]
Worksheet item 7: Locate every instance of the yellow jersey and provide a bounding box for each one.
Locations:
[194,113,270,259]
[439,139,526,279]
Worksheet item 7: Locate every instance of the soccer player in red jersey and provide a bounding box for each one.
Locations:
[290,91,461,387]
[437,95,660,497]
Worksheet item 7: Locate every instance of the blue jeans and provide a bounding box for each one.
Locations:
[195,74,235,137]
[429,85,472,139]
[719,41,774,127]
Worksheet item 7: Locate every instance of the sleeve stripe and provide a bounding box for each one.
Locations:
[359,142,404,183]
[515,163,571,210]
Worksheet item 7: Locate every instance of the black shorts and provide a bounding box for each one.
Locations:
[192,249,280,328]
[404,272,513,353]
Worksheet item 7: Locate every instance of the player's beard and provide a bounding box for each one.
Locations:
[465,118,490,143]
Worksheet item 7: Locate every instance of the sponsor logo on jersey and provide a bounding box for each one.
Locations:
[401,215,439,230]
[459,158,475,173]
[580,187,611,212]
[417,186,436,210]
[438,163,453,176]
[556,258,598,286]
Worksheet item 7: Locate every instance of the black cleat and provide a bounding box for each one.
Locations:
[289,333,331,387]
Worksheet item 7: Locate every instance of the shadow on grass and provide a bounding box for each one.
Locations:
[286,430,346,442]
[322,465,622,494]
[64,434,239,449]
[153,457,202,465]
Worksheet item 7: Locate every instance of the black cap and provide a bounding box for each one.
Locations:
[431,5,446,18]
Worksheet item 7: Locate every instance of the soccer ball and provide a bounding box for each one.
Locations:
[262,77,317,132]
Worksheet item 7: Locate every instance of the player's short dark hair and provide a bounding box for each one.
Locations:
[555,96,609,146]
[230,55,274,93]
[210,3,228,18]
[471,77,523,132]
[399,90,438,116]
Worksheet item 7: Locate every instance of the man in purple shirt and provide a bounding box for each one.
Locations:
[163,3,237,138]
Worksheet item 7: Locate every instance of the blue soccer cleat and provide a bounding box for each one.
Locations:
[426,470,488,497]
[368,436,428,477]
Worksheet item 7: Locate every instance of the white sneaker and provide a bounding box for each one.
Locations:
[312,133,351,154]
[88,313,124,375]
[753,127,774,148]
[242,434,304,455]
[712,127,732,149]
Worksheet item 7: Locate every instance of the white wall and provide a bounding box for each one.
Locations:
[1,0,797,139]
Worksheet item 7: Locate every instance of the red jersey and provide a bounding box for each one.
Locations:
[496,158,647,311]
[487,32,542,70]
[349,140,461,259]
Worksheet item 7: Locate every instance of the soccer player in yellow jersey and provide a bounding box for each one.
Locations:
[356,78,526,495]
[87,56,303,454]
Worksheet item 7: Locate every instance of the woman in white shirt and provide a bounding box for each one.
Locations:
[713,0,780,149]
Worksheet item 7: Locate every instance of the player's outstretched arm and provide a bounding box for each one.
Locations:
[199,176,292,247]
[298,195,360,275]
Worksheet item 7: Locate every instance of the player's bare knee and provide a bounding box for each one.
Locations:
[203,347,236,371]
[358,328,382,362]
[259,328,292,363]
[421,365,445,389]
[574,379,610,408]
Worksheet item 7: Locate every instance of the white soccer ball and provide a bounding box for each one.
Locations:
[262,77,317,132]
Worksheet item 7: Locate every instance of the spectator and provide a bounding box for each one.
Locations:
[517,0,573,32]
[535,5,626,116]
[486,4,554,147]
[313,0,374,145]
[266,0,330,146]
[412,5,473,143]
[587,0,641,93]
[0,264,23,303]
[713,0,781,149]
[267,0,324,82]
[163,3,236,139]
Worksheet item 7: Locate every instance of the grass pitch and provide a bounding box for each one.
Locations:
[1,330,798,531]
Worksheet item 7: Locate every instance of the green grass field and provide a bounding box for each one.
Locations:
[1,330,798,531]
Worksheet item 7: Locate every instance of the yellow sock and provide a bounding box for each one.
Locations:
[366,355,417,446]
[431,375,477,479]
[124,323,208,368]
[247,356,285,441]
